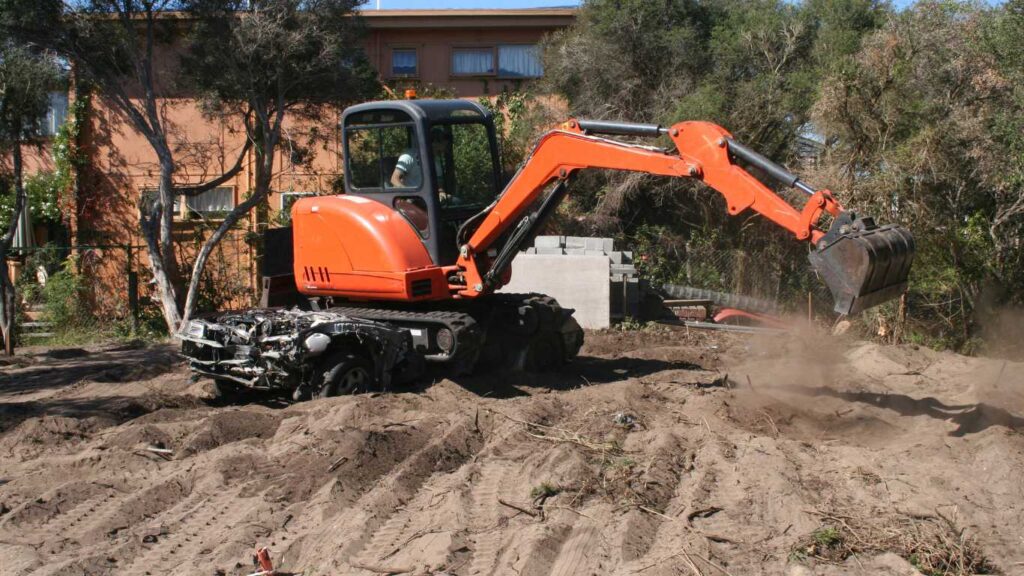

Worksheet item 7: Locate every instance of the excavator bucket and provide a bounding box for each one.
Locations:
[808,213,915,315]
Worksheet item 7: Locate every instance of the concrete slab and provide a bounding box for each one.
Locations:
[500,254,611,329]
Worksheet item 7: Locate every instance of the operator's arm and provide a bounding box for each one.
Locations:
[390,153,415,187]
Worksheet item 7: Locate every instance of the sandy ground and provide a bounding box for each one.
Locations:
[0,328,1021,576]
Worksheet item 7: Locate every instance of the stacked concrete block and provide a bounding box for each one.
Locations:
[500,255,611,329]
[499,236,644,327]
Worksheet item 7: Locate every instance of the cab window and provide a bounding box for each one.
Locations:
[430,122,497,210]
[345,110,421,191]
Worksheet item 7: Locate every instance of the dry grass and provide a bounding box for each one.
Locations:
[792,509,999,575]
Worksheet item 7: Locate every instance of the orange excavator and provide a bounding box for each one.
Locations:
[180,98,913,400]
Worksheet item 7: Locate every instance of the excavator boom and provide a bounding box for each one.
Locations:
[454,118,914,315]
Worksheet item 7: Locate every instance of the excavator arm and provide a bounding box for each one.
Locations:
[453,119,914,316]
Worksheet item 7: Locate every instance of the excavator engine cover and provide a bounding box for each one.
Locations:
[809,212,915,315]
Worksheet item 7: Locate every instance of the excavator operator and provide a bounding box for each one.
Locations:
[389,127,450,197]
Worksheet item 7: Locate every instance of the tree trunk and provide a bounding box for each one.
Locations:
[0,246,14,356]
[0,142,28,355]
[138,150,183,334]
[140,215,182,333]
[178,145,275,329]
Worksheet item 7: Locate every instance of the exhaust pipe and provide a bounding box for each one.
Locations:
[808,212,915,315]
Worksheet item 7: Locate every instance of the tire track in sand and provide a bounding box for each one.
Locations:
[295,416,484,572]
[465,460,516,576]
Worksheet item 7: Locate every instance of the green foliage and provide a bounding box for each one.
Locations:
[479,89,531,177]
[182,0,378,113]
[52,92,89,195]
[536,0,894,312]
[0,171,62,230]
[812,526,843,548]
[615,317,667,333]
[808,1,1024,350]
[529,482,561,500]
[41,256,94,332]
[536,0,1024,351]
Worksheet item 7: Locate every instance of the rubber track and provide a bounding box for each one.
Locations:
[325,306,482,370]
[660,284,781,314]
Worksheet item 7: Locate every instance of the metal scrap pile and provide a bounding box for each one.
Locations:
[179,308,421,398]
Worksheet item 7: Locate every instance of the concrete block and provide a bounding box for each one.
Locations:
[611,264,637,276]
[625,277,641,318]
[564,236,586,249]
[565,248,586,255]
[584,250,609,257]
[603,238,615,253]
[536,247,566,255]
[524,247,537,254]
[609,251,625,264]
[622,251,633,264]
[583,237,605,252]
[500,254,611,329]
[534,235,563,249]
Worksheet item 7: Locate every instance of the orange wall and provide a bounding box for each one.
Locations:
[366,26,560,97]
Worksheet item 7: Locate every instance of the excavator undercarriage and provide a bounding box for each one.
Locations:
[181,293,583,397]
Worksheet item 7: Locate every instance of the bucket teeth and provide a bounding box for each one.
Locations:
[809,213,915,315]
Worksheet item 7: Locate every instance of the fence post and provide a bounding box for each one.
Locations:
[126,244,139,335]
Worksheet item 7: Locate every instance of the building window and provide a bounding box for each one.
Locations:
[391,48,417,77]
[141,189,184,219]
[42,92,68,137]
[451,47,495,76]
[279,192,314,224]
[450,45,544,78]
[498,44,543,78]
[186,187,235,217]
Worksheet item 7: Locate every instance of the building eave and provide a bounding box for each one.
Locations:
[360,8,576,29]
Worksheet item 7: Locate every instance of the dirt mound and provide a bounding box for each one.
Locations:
[0,331,1020,575]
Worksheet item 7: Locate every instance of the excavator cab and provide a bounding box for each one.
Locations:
[342,100,502,266]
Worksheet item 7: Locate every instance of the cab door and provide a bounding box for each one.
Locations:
[343,108,442,264]
[425,120,502,265]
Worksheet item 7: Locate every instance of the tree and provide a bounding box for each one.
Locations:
[809,1,1022,347]
[538,0,889,294]
[6,0,255,332]
[176,0,376,327]
[0,45,62,354]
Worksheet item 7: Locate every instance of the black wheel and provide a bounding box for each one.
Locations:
[523,330,565,372]
[312,349,374,399]
[211,378,245,402]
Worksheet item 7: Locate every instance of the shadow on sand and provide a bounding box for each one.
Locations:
[799,386,1024,436]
